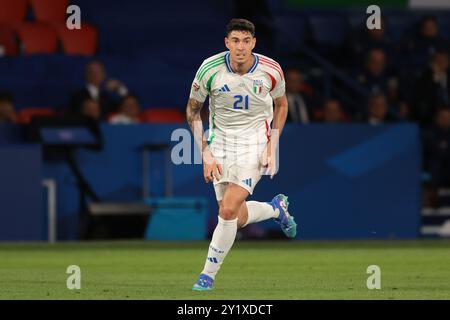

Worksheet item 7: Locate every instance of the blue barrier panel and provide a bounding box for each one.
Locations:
[144,197,208,240]
[264,123,422,240]
[0,144,43,241]
[40,123,420,240]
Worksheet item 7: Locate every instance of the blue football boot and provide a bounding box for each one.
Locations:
[270,194,297,238]
[192,273,214,291]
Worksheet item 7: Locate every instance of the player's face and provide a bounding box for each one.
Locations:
[225,31,256,64]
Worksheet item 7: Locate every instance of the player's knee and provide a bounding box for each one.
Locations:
[219,207,237,220]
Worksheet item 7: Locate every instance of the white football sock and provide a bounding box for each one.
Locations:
[243,201,278,227]
[201,216,237,279]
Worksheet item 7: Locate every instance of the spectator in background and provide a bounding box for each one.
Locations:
[80,98,101,122]
[366,93,395,125]
[285,68,313,124]
[345,17,394,67]
[69,60,129,120]
[109,94,141,124]
[396,101,411,121]
[321,99,345,123]
[402,16,448,61]
[0,91,16,124]
[423,108,450,189]
[356,48,398,101]
[413,50,450,127]
[355,48,409,120]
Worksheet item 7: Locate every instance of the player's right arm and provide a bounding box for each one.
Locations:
[187,55,226,183]
[186,98,222,183]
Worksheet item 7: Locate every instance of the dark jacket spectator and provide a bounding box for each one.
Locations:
[401,16,448,62]
[413,50,450,127]
[366,93,396,125]
[285,69,314,124]
[109,94,141,125]
[423,108,450,188]
[69,60,129,120]
[321,99,346,123]
[344,17,394,67]
[80,98,101,122]
[356,48,398,101]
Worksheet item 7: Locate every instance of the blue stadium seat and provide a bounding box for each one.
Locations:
[309,15,349,47]
[437,16,450,38]
[0,55,87,108]
[273,16,307,55]
[346,13,366,30]
[386,16,414,41]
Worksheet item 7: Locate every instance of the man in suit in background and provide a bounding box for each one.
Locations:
[285,68,312,124]
[69,60,129,120]
[413,50,450,128]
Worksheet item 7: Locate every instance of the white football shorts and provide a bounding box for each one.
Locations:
[210,145,266,201]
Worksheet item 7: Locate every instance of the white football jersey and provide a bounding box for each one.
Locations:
[190,51,285,158]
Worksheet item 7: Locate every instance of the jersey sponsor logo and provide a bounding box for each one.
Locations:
[192,82,200,91]
[253,80,263,94]
[218,84,231,92]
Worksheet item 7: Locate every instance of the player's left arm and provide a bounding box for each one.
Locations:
[271,94,288,146]
[263,63,288,178]
[268,63,288,146]
[262,95,287,179]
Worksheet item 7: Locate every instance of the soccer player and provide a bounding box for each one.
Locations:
[186,19,297,291]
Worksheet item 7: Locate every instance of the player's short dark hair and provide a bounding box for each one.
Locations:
[226,19,255,37]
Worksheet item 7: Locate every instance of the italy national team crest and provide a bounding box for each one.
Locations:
[253,80,263,94]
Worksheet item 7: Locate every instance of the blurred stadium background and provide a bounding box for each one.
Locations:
[1,0,450,300]
[1,0,449,242]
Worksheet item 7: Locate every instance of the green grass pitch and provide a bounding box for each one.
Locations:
[0,240,449,299]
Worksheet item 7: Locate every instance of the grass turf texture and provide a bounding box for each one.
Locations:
[0,240,449,299]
